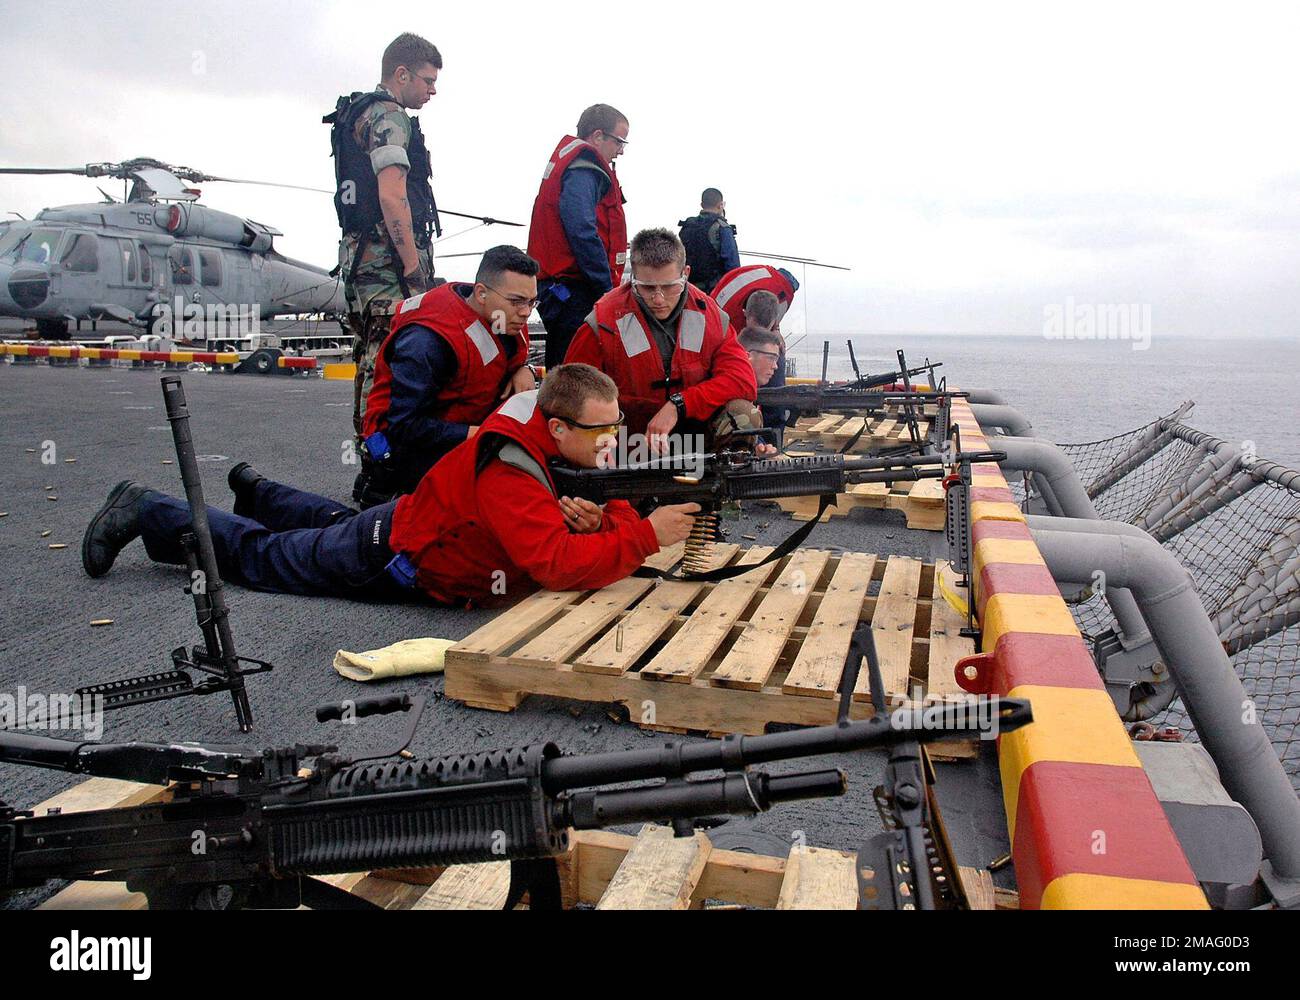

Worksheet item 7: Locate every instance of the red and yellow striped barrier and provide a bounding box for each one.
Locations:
[2,342,240,364]
[2,343,318,371]
[950,396,1207,909]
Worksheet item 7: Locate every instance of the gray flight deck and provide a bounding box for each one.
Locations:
[0,362,1009,908]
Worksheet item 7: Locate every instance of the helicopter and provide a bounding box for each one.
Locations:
[0,158,358,345]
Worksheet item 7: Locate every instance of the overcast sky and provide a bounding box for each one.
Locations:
[3,0,1298,339]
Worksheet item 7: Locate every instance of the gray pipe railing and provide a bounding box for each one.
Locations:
[970,402,1035,438]
[1029,518,1300,881]
[995,437,1151,647]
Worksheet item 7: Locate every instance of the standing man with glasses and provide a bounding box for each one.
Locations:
[325,32,444,446]
[564,228,758,453]
[351,245,540,507]
[527,104,630,370]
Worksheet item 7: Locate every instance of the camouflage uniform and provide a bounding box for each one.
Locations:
[337,86,435,438]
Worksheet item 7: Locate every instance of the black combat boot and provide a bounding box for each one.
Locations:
[227,462,265,519]
[81,481,153,577]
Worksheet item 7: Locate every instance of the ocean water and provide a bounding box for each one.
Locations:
[789,333,1300,468]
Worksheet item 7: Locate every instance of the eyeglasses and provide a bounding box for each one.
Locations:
[482,284,540,311]
[544,409,626,437]
[600,132,629,148]
[749,348,781,362]
[632,276,688,300]
[413,73,437,88]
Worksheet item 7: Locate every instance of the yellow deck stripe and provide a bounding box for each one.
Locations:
[971,500,1025,523]
[1041,874,1209,910]
[982,593,1077,649]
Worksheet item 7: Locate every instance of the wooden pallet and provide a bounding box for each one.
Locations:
[770,475,947,530]
[786,411,934,453]
[445,546,976,739]
[34,780,1001,910]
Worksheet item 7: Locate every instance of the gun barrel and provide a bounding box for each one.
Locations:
[0,730,90,774]
[161,376,254,732]
[542,699,1031,793]
[563,768,846,830]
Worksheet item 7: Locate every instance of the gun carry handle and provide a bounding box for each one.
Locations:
[316,694,412,723]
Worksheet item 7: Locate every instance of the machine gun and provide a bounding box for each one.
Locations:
[0,682,1031,910]
[756,384,965,417]
[845,342,941,391]
[550,447,1006,576]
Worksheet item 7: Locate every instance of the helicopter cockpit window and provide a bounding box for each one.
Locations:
[62,234,100,273]
[119,241,137,283]
[198,248,223,288]
[6,228,61,265]
[170,247,194,285]
[138,244,153,284]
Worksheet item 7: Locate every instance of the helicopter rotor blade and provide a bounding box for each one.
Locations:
[742,249,818,263]
[740,250,852,271]
[0,167,94,176]
[194,174,337,194]
[436,209,524,227]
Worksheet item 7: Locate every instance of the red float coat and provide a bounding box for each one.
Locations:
[563,283,756,434]
[526,135,628,285]
[362,283,528,437]
[710,264,798,335]
[388,389,659,605]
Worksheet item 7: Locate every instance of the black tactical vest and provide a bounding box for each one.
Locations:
[325,91,441,243]
[678,213,729,294]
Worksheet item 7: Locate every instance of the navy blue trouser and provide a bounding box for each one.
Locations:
[138,479,407,600]
[539,278,602,369]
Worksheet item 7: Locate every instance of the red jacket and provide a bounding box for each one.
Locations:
[362,283,528,437]
[527,135,628,285]
[710,264,798,334]
[564,283,757,435]
[388,389,660,605]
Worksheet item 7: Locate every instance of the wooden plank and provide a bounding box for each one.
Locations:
[782,553,876,698]
[857,555,922,700]
[847,481,890,508]
[958,866,997,910]
[871,418,897,442]
[640,547,776,682]
[830,416,866,441]
[336,875,430,910]
[710,549,832,690]
[574,544,738,675]
[446,650,874,734]
[33,777,168,815]
[775,846,859,909]
[596,824,711,910]
[412,862,512,910]
[448,588,579,661]
[806,414,844,435]
[641,540,685,572]
[511,576,655,666]
[927,561,974,700]
[908,476,946,507]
